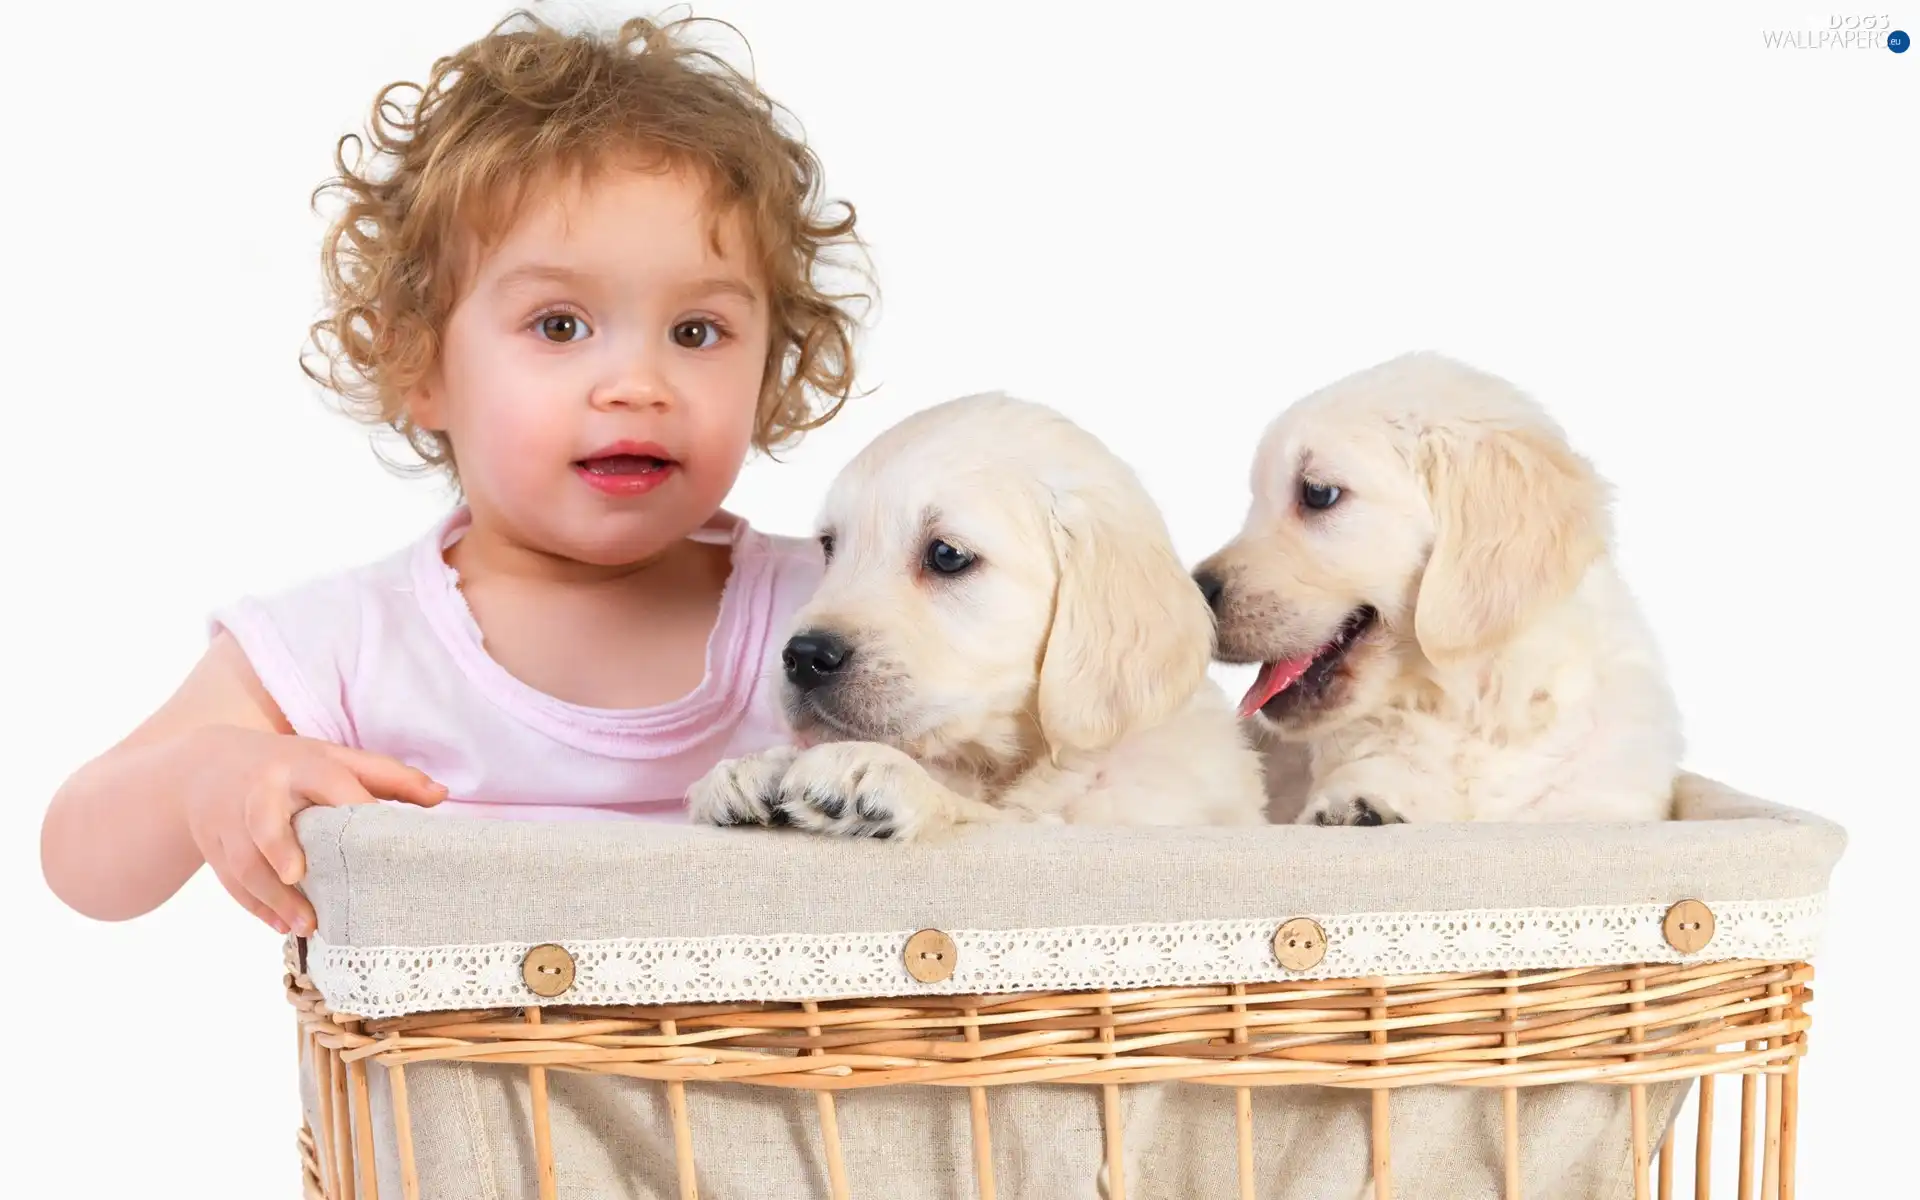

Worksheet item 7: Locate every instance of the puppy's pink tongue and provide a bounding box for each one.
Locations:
[1237,657,1314,718]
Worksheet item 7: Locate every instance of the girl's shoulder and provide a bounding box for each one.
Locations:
[750,528,825,583]
[208,509,824,753]
[206,514,451,744]
[704,511,824,617]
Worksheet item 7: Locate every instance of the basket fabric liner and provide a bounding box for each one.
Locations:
[307,1053,1693,1200]
[291,770,1839,1199]
[297,771,1842,1021]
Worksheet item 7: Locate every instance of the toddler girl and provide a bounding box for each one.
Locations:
[41,11,867,939]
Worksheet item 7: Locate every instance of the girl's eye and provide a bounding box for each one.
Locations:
[671,319,720,349]
[925,539,976,575]
[1301,481,1342,511]
[537,313,590,343]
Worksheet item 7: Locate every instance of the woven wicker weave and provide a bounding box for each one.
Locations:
[289,947,1808,1200]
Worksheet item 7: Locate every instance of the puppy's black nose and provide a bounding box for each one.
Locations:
[1194,569,1226,614]
[783,632,851,691]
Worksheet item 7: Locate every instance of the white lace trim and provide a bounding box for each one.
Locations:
[303,893,1826,1020]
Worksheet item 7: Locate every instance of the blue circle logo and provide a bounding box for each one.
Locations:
[1891,29,1910,52]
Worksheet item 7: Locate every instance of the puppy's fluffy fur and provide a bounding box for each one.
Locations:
[1195,352,1682,825]
[690,393,1267,838]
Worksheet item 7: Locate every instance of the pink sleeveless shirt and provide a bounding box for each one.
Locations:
[209,508,819,821]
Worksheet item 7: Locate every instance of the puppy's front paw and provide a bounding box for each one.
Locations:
[1298,794,1404,827]
[774,742,953,840]
[687,746,802,827]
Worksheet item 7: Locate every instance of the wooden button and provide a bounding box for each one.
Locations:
[1272,918,1328,972]
[1663,900,1715,954]
[903,929,959,983]
[522,944,576,997]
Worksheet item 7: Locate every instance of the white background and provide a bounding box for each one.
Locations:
[3,1,1912,1193]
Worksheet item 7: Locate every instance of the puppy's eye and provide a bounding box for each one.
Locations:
[819,534,835,562]
[925,539,975,575]
[1301,481,1342,511]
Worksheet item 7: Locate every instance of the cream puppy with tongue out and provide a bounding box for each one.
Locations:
[1193,352,1683,826]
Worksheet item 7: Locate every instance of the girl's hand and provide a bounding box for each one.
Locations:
[180,728,446,935]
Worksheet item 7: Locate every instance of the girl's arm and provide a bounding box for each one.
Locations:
[40,631,445,932]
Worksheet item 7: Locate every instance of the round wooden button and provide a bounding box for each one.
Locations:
[1272,918,1328,972]
[903,929,959,983]
[1663,900,1715,954]
[522,944,576,998]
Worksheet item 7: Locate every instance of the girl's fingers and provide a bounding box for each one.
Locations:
[223,830,316,936]
[210,861,290,935]
[294,756,382,810]
[247,783,307,886]
[323,745,448,806]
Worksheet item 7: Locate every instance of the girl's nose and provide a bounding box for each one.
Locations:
[589,347,675,412]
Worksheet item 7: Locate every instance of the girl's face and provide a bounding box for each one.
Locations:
[413,166,770,567]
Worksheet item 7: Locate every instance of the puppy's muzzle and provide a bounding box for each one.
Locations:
[783,631,852,692]
[1193,569,1227,615]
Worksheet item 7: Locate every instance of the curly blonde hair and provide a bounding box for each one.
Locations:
[304,8,870,475]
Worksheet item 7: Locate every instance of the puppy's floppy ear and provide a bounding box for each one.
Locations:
[1036,484,1215,759]
[1414,425,1609,664]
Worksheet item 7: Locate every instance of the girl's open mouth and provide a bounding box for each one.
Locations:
[572,442,679,497]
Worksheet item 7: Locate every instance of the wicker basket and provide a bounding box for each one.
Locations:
[286,771,1842,1200]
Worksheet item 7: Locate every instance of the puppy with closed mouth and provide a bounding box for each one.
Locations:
[1194,352,1683,826]
[688,392,1267,839]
